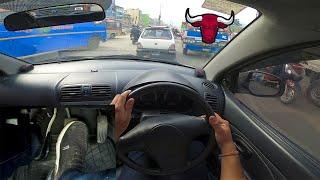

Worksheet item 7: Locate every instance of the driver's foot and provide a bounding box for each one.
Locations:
[53,121,88,180]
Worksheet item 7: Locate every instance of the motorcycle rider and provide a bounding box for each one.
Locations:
[130,25,141,43]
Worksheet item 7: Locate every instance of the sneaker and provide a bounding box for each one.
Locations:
[54,121,88,179]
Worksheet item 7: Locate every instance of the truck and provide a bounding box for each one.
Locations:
[0,7,108,58]
[181,22,229,55]
[105,19,123,39]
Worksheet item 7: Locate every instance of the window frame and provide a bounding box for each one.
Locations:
[221,42,320,161]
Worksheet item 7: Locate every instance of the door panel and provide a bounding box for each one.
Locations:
[223,90,320,179]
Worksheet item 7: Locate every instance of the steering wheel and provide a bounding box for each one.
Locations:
[117,82,216,176]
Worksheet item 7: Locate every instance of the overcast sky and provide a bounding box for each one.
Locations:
[116,0,258,27]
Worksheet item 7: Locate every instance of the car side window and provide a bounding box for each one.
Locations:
[235,45,320,159]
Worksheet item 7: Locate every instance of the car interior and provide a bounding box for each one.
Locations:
[0,0,319,179]
[0,105,115,179]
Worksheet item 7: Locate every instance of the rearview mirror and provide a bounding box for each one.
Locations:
[4,3,105,31]
[247,71,281,97]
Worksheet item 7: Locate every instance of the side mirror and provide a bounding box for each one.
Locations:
[247,71,281,97]
[4,3,105,31]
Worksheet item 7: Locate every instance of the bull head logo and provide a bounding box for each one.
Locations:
[185,8,234,44]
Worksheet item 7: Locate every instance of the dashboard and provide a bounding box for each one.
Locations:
[0,59,225,115]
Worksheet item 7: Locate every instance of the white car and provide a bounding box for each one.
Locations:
[136,26,176,60]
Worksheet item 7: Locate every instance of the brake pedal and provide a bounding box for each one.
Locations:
[97,112,108,144]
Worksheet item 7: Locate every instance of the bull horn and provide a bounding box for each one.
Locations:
[185,8,202,23]
[217,10,235,25]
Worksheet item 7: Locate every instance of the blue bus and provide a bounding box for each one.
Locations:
[0,10,108,58]
[182,28,229,55]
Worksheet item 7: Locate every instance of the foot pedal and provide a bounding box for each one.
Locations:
[97,113,108,144]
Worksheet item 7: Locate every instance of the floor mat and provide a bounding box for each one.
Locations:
[84,140,116,173]
[13,139,116,180]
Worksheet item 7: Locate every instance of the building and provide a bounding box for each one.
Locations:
[105,0,116,18]
[115,5,124,21]
[202,0,246,14]
[125,8,141,25]
[123,13,132,27]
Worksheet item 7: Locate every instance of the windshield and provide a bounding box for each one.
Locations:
[141,28,173,40]
[0,0,258,68]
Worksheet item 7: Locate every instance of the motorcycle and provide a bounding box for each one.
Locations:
[307,78,320,107]
[280,63,305,104]
[130,34,139,44]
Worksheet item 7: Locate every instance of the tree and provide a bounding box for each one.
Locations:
[229,19,243,33]
[140,14,151,27]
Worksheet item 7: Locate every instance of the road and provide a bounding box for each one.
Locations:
[236,77,320,158]
[60,35,212,68]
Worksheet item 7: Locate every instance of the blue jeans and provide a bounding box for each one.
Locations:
[60,169,115,180]
[117,141,216,180]
[0,133,41,179]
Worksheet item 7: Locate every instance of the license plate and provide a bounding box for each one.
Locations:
[151,53,160,56]
[203,48,210,52]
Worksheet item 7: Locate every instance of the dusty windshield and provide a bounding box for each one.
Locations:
[0,0,258,68]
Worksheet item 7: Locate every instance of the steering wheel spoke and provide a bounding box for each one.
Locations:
[117,127,147,154]
[181,117,213,141]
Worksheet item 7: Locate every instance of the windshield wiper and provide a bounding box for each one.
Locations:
[33,54,183,66]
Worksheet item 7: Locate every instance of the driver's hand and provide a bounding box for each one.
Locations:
[208,113,237,153]
[111,90,135,142]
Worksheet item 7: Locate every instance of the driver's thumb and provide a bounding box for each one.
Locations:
[209,115,222,133]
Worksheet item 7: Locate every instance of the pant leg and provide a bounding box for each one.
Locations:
[0,133,40,179]
[117,141,212,180]
[60,168,115,180]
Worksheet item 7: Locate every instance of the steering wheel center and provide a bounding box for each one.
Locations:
[147,124,185,154]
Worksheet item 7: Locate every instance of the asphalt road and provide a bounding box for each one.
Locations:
[59,35,212,68]
[236,77,320,158]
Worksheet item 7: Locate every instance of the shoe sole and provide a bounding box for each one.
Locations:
[54,121,84,176]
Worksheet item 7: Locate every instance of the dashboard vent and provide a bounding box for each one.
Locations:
[60,85,82,101]
[204,92,218,112]
[203,81,217,90]
[91,85,112,97]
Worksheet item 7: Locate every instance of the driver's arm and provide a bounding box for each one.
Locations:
[208,113,246,180]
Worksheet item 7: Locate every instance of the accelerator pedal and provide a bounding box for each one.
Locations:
[97,111,108,144]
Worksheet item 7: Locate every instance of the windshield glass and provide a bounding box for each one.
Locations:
[141,28,173,40]
[0,0,258,68]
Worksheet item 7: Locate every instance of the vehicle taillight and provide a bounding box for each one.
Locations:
[169,44,175,51]
[137,43,143,49]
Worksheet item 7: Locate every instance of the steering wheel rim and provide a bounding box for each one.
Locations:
[117,82,216,176]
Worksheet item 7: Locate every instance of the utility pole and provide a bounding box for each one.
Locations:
[158,4,161,25]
